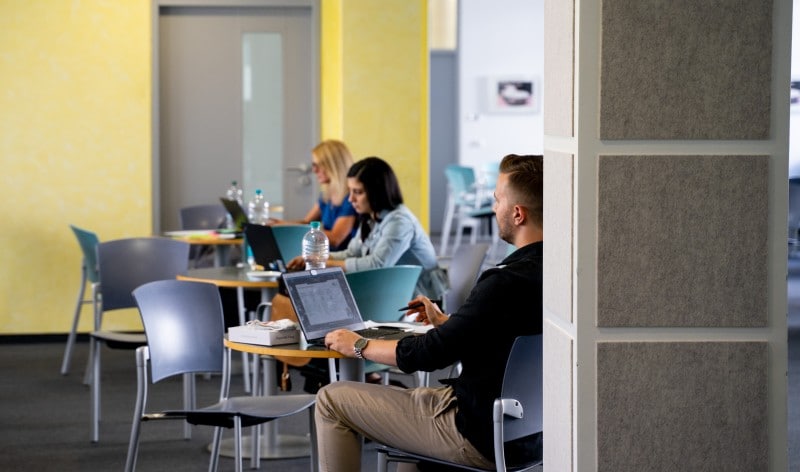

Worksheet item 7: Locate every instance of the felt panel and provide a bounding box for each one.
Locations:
[597,342,768,471]
[597,155,768,327]
[599,0,771,139]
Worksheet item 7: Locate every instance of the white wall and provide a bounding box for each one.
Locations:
[458,0,544,178]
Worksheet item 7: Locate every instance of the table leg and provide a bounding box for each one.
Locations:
[214,245,230,268]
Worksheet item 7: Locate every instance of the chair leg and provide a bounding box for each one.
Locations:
[91,337,101,443]
[182,373,195,439]
[61,268,88,375]
[208,427,223,472]
[125,348,148,472]
[234,416,243,472]
[308,405,318,472]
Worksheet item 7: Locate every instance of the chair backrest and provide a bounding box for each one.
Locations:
[271,224,310,261]
[444,165,477,204]
[444,243,489,313]
[132,280,225,383]
[501,334,543,442]
[70,225,101,283]
[96,237,190,312]
[178,204,227,230]
[789,178,800,238]
[345,265,423,323]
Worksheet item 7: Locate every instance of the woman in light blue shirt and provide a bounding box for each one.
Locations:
[287,156,447,299]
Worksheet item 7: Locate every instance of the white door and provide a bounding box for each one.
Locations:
[154,2,319,232]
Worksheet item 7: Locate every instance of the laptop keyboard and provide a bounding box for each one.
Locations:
[355,326,413,340]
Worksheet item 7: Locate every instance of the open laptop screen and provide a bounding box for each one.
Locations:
[282,268,365,341]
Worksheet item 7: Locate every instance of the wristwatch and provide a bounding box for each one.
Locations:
[353,337,369,359]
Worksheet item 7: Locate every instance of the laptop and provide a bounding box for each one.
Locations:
[219,197,249,233]
[282,267,414,345]
[243,223,287,272]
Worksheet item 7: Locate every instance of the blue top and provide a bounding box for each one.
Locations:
[319,196,358,251]
[329,204,448,299]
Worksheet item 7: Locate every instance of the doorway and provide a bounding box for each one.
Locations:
[152,2,319,232]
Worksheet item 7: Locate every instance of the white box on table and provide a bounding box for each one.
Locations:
[228,325,300,346]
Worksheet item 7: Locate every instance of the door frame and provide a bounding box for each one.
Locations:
[150,0,320,233]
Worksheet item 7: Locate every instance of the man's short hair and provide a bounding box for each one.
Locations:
[499,154,543,227]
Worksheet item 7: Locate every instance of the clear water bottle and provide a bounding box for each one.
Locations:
[247,189,270,225]
[302,221,329,270]
[225,180,243,229]
[226,180,243,203]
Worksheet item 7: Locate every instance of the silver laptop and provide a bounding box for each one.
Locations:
[282,267,413,345]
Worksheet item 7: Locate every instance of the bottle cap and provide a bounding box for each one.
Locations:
[310,221,321,229]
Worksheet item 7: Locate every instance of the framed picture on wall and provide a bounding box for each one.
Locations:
[484,76,539,114]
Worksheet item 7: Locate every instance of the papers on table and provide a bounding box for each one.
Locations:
[163,230,237,240]
[363,320,433,335]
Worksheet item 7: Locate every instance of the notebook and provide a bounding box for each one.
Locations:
[243,223,287,272]
[282,267,414,345]
[219,197,249,233]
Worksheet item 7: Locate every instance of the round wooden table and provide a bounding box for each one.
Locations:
[166,232,243,267]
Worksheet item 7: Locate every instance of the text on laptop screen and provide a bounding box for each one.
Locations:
[285,269,363,335]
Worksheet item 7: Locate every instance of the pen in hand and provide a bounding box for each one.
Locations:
[397,302,425,312]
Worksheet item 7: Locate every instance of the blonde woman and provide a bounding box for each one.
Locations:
[270,139,358,250]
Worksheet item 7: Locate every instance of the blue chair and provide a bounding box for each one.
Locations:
[376,334,543,472]
[440,164,495,256]
[345,265,423,385]
[125,280,317,472]
[272,224,311,261]
[61,225,101,376]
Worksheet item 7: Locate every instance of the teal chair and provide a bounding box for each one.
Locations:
[272,224,311,262]
[61,225,101,376]
[440,164,495,256]
[345,265,423,385]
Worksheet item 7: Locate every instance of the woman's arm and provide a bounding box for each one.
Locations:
[325,215,357,247]
[269,203,320,226]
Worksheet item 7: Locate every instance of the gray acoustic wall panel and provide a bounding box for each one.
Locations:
[597,342,768,471]
[544,151,573,322]
[597,155,768,327]
[544,0,574,137]
[599,0,771,140]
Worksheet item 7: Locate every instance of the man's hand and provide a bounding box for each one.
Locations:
[324,329,361,358]
[405,296,449,328]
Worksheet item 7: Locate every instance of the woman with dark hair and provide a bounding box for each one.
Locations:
[286,156,447,299]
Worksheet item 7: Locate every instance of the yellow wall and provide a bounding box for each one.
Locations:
[340,0,429,225]
[0,1,153,334]
[0,0,428,335]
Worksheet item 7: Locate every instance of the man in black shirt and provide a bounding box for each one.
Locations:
[316,154,544,471]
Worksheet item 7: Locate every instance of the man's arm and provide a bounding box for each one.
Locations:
[324,329,399,366]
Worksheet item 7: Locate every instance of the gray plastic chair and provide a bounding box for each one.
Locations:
[61,225,101,375]
[126,280,317,472]
[179,204,228,267]
[89,237,190,443]
[376,334,543,472]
